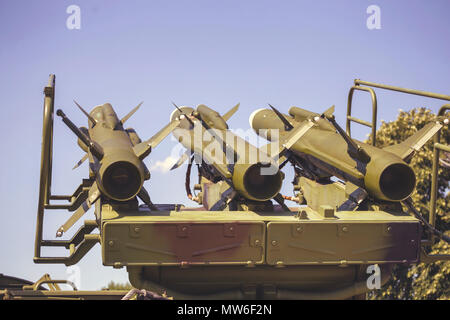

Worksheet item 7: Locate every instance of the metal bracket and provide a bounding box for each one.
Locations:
[22,273,77,291]
[429,105,450,236]
[346,82,378,146]
[34,74,99,265]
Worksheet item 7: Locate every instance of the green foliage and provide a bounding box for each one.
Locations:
[367,108,449,300]
[102,281,133,291]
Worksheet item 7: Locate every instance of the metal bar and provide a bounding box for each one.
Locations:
[34,74,55,260]
[34,234,100,265]
[421,248,450,263]
[44,204,72,210]
[429,105,450,230]
[40,221,97,251]
[32,280,77,291]
[41,240,71,247]
[354,79,450,101]
[346,116,372,128]
[49,195,72,200]
[2,290,128,300]
[346,85,377,146]
[435,142,450,153]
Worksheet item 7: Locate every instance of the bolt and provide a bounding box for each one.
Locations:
[134,227,140,233]
[255,240,260,246]
[271,240,278,246]
[182,226,187,232]
[387,226,392,232]
[108,240,114,247]
[342,226,348,232]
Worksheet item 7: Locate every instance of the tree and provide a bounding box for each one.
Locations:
[367,108,449,300]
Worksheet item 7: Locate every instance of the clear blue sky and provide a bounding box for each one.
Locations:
[0,0,449,290]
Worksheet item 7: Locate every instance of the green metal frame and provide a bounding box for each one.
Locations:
[346,83,378,146]
[22,273,77,291]
[429,105,450,231]
[347,80,450,261]
[32,76,450,267]
[34,75,100,265]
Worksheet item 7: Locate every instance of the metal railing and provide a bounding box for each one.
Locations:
[34,75,100,265]
[347,79,450,262]
[347,84,378,146]
[429,105,450,230]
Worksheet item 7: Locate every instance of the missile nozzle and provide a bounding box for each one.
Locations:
[232,163,283,201]
[101,161,143,201]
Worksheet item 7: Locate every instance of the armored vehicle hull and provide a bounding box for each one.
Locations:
[99,202,419,299]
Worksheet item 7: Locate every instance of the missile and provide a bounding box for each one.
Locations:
[55,102,179,236]
[169,103,286,209]
[250,105,443,202]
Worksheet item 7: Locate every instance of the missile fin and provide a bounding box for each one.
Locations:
[133,119,181,160]
[57,109,104,160]
[74,100,97,126]
[322,105,335,118]
[138,186,159,211]
[322,107,371,163]
[56,182,100,237]
[170,149,191,170]
[383,121,443,161]
[269,119,315,161]
[172,102,195,126]
[273,193,291,211]
[268,104,294,130]
[72,153,89,170]
[209,187,237,211]
[193,130,233,179]
[120,101,143,125]
[222,103,240,121]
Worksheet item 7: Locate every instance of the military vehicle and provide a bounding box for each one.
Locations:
[4,75,448,300]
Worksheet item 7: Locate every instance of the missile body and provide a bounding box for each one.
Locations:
[80,103,146,201]
[55,101,178,237]
[171,105,283,203]
[250,107,416,202]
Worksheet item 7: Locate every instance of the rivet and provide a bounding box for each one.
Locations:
[275,261,285,268]
[342,226,348,232]
[271,240,278,246]
[108,240,114,246]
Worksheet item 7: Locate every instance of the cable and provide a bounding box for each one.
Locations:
[185,160,199,203]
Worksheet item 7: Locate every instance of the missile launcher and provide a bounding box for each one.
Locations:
[31,75,449,299]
